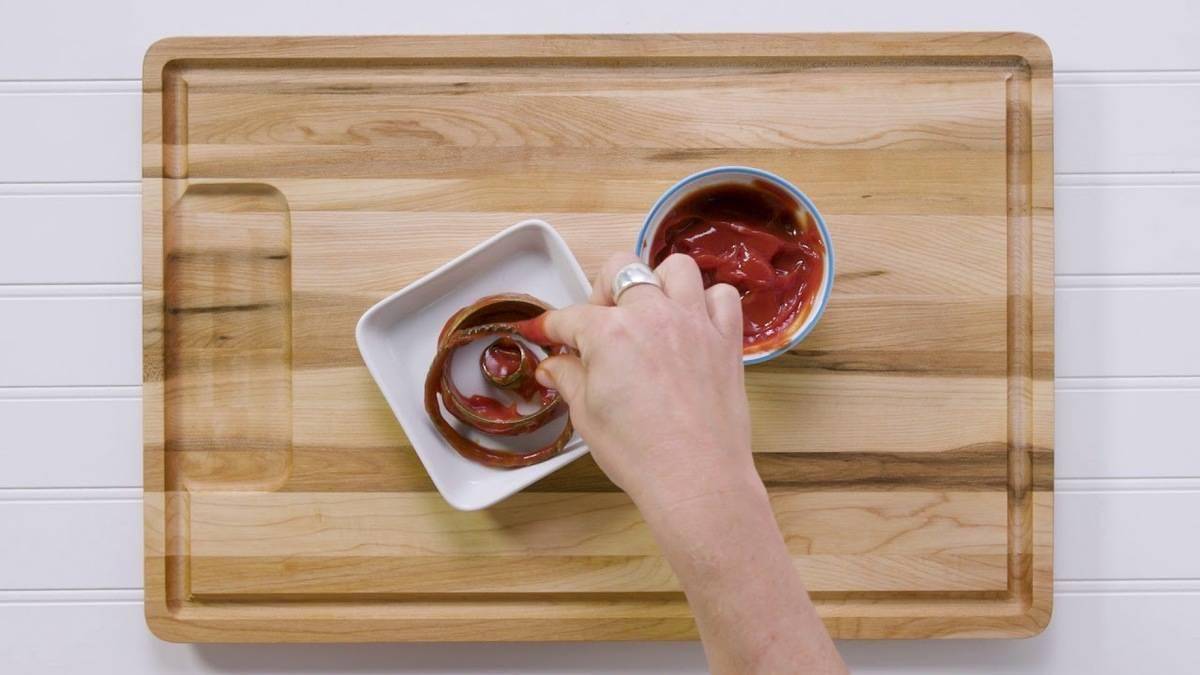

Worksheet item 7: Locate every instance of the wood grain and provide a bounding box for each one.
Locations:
[143,33,1053,642]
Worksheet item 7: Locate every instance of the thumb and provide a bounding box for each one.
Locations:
[536,354,586,406]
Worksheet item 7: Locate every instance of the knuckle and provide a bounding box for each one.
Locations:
[709,282,739,302]
[608,314,639,339]
[715,281,738,296]
[659,252,700,276]
[589,315,630,344]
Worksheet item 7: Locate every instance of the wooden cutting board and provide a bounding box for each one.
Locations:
[142,34,1053,642]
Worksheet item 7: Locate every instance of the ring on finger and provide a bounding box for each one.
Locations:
[611,261,663,304]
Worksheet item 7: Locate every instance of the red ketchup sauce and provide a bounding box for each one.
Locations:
[648,180,826,351]
[463,338,554,421]
[464,394,521,421]
[481,340,523,380]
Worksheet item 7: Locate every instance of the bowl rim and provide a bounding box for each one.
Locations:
[634,165,836,365]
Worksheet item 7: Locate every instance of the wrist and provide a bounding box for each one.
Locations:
[635,462,786,606]
[630,456,769,536]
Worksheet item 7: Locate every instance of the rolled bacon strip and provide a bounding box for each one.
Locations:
[424,294,573,468]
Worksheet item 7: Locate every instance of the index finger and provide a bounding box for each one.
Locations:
[519,304,609,351]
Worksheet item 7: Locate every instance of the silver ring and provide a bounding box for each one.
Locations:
[611,261,663,303]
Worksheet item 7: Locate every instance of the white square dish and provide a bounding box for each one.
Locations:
[356,219,592,510]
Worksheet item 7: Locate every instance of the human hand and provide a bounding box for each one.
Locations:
[532,252,845,674]
[531,252,759,509]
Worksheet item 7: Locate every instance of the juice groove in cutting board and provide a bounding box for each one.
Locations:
[143,33,1053,641]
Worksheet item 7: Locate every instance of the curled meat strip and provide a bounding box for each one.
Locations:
[424,294,572,468]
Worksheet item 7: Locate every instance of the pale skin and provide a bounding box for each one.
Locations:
[533,252,848,675]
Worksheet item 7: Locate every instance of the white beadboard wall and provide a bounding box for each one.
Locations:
[1,1,1199,673]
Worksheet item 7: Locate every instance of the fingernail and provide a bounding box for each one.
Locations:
[535,365,554,388]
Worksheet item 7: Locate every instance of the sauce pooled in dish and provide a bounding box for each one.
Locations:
[465,338,555,421]
[648,180,826,351]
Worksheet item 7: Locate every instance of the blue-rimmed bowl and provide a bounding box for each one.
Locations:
[635,166,834,365]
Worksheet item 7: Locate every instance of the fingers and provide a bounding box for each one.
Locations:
[534,304,609,351]
[535,354,586,406]
[655,253,707,311]
[705,283,743,339]
[589,253,639,306]
[589,252,709,313]
[590,252,664,307]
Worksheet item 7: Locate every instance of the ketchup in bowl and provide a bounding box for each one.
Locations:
[647,179,827,353]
